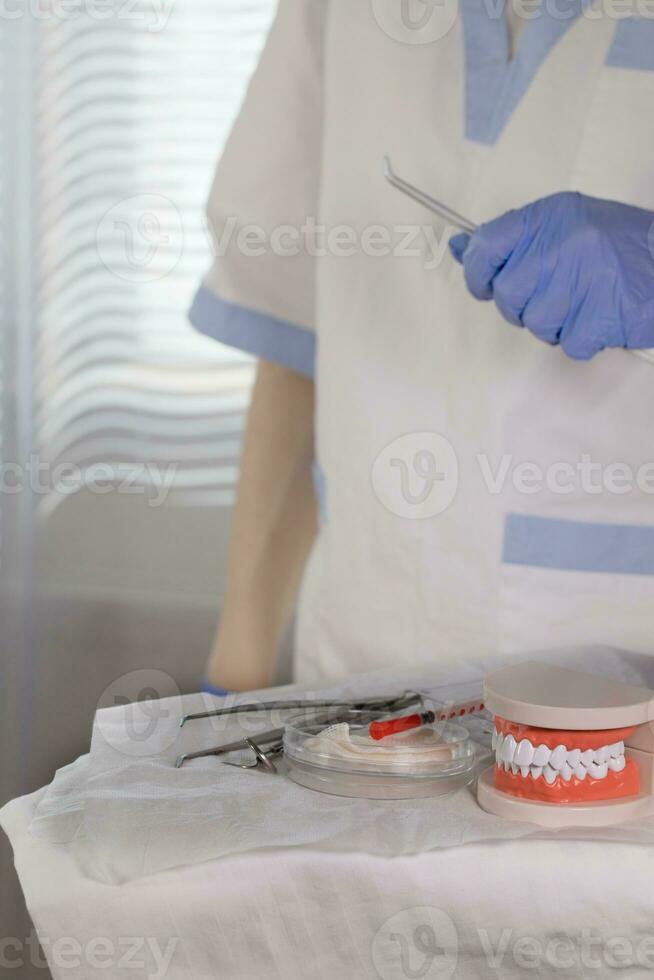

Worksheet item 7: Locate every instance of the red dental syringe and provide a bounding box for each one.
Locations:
[369,698,485,741]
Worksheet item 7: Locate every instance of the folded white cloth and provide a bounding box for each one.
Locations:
[11,645,654,886]
[4,779,654,980]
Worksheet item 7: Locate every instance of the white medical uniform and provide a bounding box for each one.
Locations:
[190,0,654,684]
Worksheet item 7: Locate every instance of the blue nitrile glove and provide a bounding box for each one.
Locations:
[201,680,231,697]
[449,192,654,360]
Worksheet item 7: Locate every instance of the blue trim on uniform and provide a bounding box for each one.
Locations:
[607,18,654,71]
[460,0,585,146]
[312,460,328,524]
[503,514,654,576]
[200,680,231,697]
[190,285,316,379]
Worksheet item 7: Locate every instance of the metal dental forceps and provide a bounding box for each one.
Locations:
[179,691,421,728]
[175,727,285,769]
[383,156,477,234]
[175,691,422,770]
[223,738,285,774]
[383,158,654,365]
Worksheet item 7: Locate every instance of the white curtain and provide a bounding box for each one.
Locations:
[1,6,276,958]
[2,1,276,602]
[33,0,277,511]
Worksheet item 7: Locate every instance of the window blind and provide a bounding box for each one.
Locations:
[25,0,275,515]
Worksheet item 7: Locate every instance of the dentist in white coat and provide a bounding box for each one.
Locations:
[190,0,654,692]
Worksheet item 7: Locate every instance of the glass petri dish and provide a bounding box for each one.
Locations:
[284,711,478,800]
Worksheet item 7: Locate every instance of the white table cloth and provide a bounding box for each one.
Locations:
[4,647,654,979]
[5,788,654,980]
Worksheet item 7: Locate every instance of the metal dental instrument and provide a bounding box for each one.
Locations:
[180,691,421,727]
[383,156,654,365]
[175,693,424,769]
[222,738,284,774]
[383,156,477,234]
[175,727,285,769]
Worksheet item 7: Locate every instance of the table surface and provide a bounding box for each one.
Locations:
[4,786,654,980]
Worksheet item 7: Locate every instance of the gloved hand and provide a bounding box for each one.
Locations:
[449,192,654,360]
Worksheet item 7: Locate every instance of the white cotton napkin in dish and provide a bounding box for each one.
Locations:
[305,722,459,766]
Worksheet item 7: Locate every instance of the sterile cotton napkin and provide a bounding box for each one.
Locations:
[23,646,654,884]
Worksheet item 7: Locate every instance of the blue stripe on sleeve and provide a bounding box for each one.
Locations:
[606,19,654,72]
[503,514,654,576]
[312,460,328,524]
[189,285,316,379]
[200,681,231,697]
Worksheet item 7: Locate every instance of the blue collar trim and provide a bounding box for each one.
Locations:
[460,0,585,145]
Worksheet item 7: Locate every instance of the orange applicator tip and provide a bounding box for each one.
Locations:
[369,711,436,741]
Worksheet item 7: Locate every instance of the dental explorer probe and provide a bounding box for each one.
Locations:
[382,156,477,234]
[383,157,653,366]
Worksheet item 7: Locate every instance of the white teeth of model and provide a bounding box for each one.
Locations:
[543,764,557,784]
[515,739,534,766]
[491,730,498,750]
[495,739,624,778]
[500,734,517,765]
[588,761,609,780]
[549,744,567,770]
[560,761,573,782]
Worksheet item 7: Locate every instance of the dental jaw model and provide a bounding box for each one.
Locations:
[477,662,654,827]
[492,720,637,803]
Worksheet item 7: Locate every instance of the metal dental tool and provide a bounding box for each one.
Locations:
[383,156,478,234]
[383,156,654,365]
[175,727,285,769]
[222,738,285,774]
[180,691,421,728]
[175,692,424,770]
